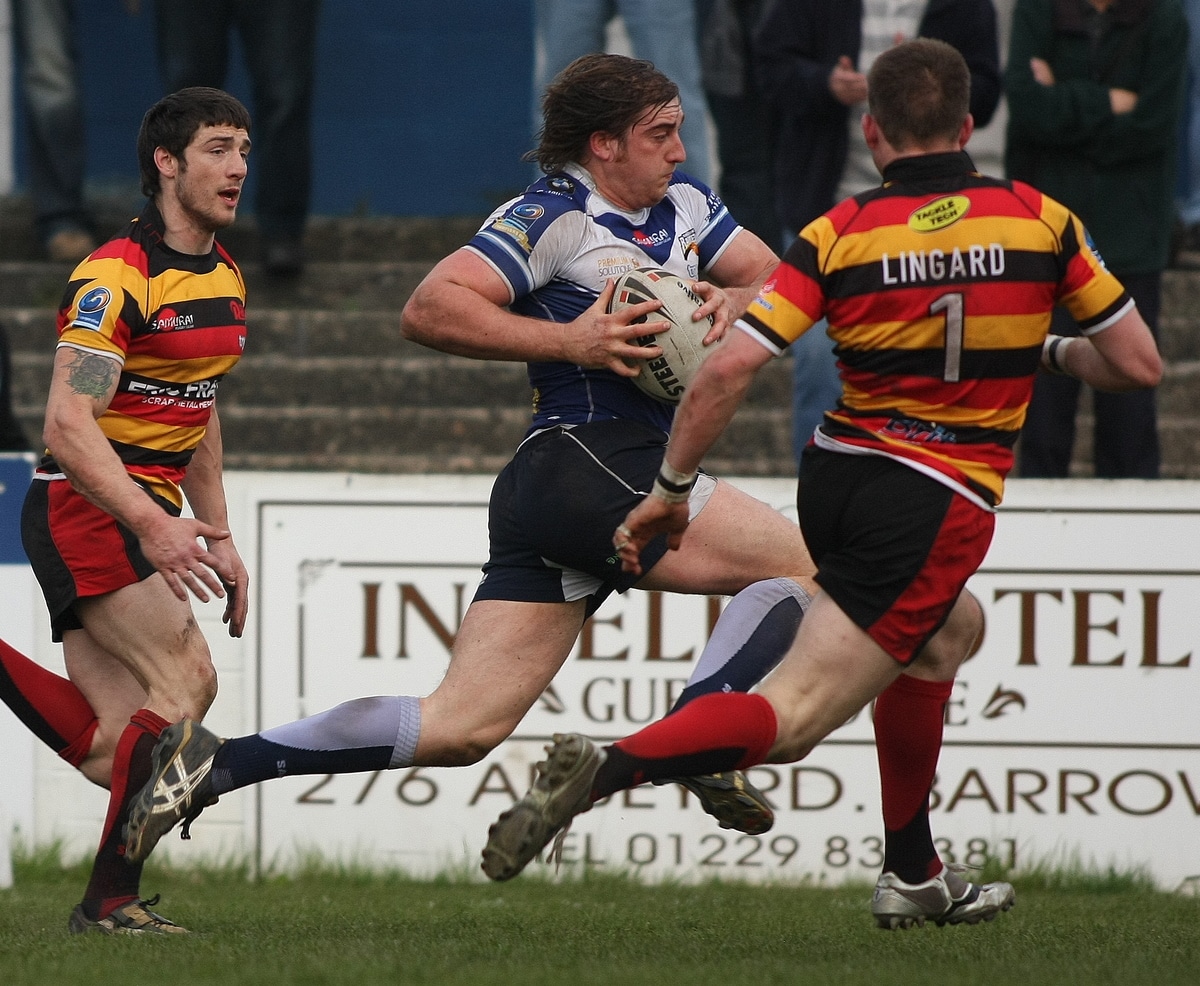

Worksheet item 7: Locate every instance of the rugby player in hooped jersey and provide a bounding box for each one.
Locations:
[0,87,251,934]
[484,39,1161,927]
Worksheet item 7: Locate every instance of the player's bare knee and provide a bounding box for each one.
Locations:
[193,660,219,714]
[172,657,218,720]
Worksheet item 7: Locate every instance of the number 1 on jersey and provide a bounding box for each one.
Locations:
[930,292,965,382]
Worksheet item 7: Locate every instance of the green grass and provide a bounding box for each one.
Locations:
[1,847,1197,986]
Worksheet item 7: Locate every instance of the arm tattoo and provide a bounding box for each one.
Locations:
[65,351,118,400]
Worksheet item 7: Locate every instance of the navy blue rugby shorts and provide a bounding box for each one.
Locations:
[474,419,687,617]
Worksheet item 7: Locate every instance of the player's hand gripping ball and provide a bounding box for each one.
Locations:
[609,267,715,404]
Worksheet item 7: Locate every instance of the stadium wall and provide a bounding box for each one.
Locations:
[4,1,536,216]
[1,464,1197,888]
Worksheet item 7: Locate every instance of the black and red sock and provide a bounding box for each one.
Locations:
[593,692,777,800]
[0,638,98,767]
[79,708,169,919]
[874,674,953,883]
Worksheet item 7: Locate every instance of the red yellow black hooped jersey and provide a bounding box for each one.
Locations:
[737,151,1133,508]
[39,201,247,509]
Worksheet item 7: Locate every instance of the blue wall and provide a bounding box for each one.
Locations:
[13,0,535,216]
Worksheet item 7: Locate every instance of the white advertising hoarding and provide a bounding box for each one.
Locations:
[249,477,1200,888]
[0,454,39,884]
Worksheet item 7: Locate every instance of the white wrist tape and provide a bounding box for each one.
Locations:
[1042,334,1075,375]
[652,461,698,504]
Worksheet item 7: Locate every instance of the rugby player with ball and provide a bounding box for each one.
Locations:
[126,51,808,886]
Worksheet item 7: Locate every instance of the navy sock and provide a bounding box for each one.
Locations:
[210,735,392,795]
[672,580,809,712]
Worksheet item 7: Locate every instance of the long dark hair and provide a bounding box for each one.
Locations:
[528,53,680,173]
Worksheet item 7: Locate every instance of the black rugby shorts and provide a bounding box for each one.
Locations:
[473,419,675,616]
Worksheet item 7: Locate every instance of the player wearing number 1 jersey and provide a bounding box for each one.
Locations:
[485,39,1161,930]
[751,151,1130,509]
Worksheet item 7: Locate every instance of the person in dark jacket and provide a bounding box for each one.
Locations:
[697,0,781,247]
[751,0,1002,466]
[0,321,30,452]
[1005,0,1186,477]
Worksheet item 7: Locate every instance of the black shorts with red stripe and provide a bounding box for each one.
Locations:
[20,476,172,641]
[797,447,995,664]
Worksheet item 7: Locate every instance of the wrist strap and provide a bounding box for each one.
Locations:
[1042,334,1074,375]
[652,462,698,504]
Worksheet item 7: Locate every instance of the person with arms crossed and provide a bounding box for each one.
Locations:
[480,39,1162,930]
[1005,0,1185,477]
[121,53,816,872]
[0,87,251,934]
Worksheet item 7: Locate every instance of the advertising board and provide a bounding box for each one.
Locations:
[250,478,1200,887]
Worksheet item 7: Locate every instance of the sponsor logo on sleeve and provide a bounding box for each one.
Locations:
[1083,226,1109,270]
[490,203,546,254]
[71,286,112,331]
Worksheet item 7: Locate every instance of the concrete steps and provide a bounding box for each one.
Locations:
[5,213,1200,478]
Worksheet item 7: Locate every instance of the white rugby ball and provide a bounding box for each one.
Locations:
[609,267,714,404]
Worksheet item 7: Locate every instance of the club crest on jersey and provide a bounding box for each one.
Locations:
[72,286,112,331]
[678,228,700,276]
[908,195,970,232]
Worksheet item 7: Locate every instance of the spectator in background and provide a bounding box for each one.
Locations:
[697,0,780,246]
[1172,0,1200,263]
[153,0,321,279]
[0,321,31,451]
[536,0,713,185]
[752,1,1001,466]
[11,0,98,262]
[1005,0,1186,478]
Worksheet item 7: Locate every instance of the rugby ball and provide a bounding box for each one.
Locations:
[609,267,714,404]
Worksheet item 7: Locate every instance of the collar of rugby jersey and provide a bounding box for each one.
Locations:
[880,150,978,188]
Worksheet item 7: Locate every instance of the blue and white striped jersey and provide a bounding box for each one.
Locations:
[466,163,742,435]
